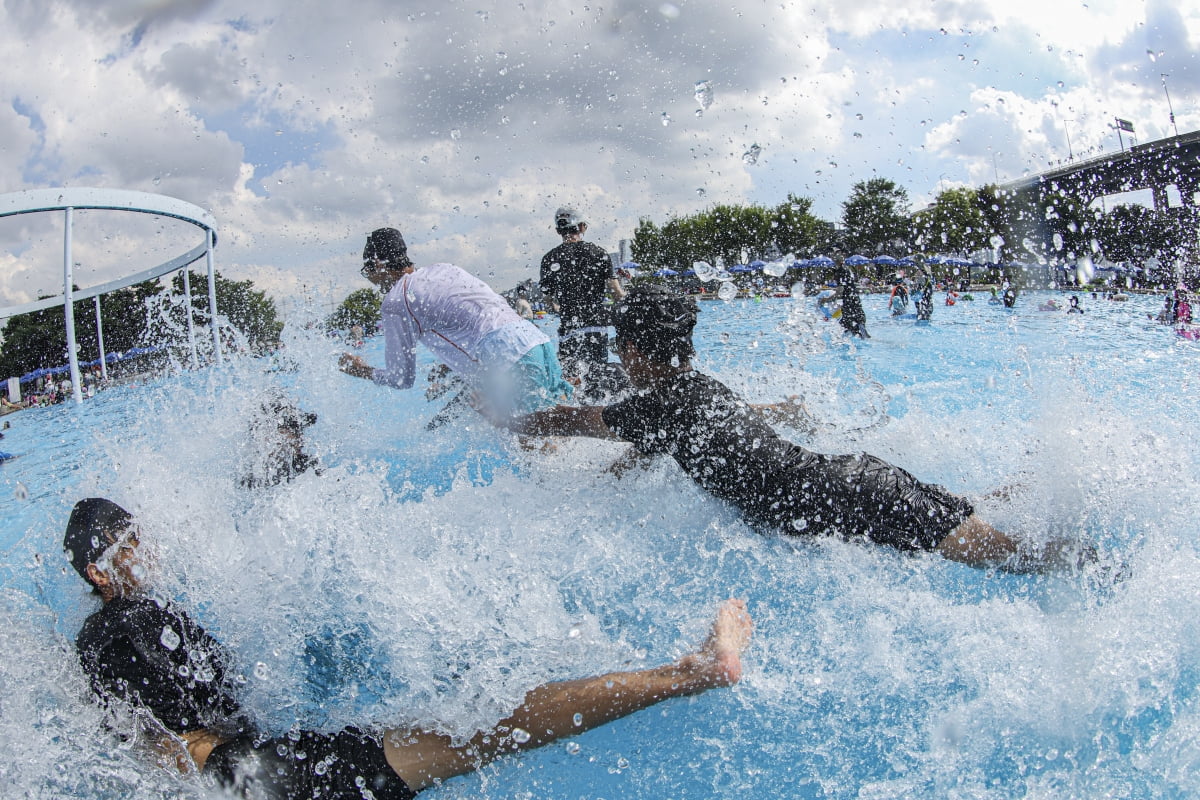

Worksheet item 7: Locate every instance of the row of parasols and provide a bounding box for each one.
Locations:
[630,254,988,279]
[631,254,1142,279]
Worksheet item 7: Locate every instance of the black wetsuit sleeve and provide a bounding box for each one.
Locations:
[602,392,668,454]
[76,598,243,733]
[539,251,560,299]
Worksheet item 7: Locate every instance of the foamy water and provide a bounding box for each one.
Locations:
[1,290,1198,798]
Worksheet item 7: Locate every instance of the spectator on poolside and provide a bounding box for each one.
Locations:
[539,207,629,400]
[63,497,753,799]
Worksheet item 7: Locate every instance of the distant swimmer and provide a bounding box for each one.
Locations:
[1067,295,1084,314]
[945,289,959,306]
[1001,280,1018,308]
[888,277,910,316]
[914,271,934,321]
[64,497,754,800]
[499,286,1099,575]
[835,265,870,338]
[1038,299,1061,312]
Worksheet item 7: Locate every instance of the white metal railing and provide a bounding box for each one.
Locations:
[0,188,221,404]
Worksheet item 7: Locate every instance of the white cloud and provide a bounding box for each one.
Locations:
[1,0,1198,312]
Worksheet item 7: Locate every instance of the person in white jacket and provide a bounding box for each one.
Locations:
[340,228,572,420]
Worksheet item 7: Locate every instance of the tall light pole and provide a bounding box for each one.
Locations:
[1050,100,1074,161]
[1162,73,1180,137]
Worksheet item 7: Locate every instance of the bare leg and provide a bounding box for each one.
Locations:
[936,515,1098,573]
[384,599,753,792]
[936,515,1019,568]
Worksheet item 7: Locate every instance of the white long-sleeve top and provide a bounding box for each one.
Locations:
[373,262,549,390]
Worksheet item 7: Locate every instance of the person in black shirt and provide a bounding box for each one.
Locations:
[835,264,870,338]
[539,206,629,398]
[64,498,753,799]
[501,286,1094,573]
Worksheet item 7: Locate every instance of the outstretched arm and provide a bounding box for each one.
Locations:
[502,404,618,439]
[383,599,753,792]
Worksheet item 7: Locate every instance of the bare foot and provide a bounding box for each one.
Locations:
[678,599,753,688]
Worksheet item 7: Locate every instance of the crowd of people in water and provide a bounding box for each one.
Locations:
[52,206,1158,799]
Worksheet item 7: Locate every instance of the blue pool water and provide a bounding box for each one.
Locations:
[2,290,1199,798]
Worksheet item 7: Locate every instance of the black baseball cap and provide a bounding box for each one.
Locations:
[63,498,134,582]
[612,285,698,362]
[363,228,413,271]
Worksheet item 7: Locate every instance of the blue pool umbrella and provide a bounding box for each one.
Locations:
[619,261,639,271]
[895,256,917,267]
[805,255,835,267]
[749,260,767,270]
[845,254,871,266]
[19,368,51,383]
[681,269,696,276]
[872,254,899,266]
[729,264,754,273]
[653,268,678,277]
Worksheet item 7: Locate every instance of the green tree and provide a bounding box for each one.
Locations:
[166,271,283,350]
[630,217,666,268]
[841,178,911,256]
[770,194,826,256]
[911,187,994,256]
[0,280,161,379]
[329,288,382,333]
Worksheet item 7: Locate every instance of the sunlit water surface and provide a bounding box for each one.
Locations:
[2,291,1199,799]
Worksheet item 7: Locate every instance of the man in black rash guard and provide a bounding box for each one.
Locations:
[502,286,1092,573]
[539,206,629,398]
[64,497,753,799]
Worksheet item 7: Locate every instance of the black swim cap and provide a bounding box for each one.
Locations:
[612,285,698,363]
[63,498,134,582]
[363,228,413,271]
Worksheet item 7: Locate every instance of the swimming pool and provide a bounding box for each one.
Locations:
[2,290,1199,798]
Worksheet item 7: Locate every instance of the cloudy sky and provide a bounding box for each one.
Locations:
[0,0,1195,312]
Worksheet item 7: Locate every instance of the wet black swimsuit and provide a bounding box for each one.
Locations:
[76,597,415,799]
[601,371,972,551]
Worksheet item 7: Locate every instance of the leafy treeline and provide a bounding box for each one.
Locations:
[631,177,1193,286]
[0,270,282,379]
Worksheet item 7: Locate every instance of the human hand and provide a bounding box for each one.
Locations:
[339,353,373,379]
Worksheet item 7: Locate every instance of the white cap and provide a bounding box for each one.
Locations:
[554,206,585,231]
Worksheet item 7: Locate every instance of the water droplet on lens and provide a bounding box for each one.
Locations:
[742,143,762,165]
[160,626,181,651]
[718,282,737,301]
[661,112,671,126]
[450,129,461,140]
[565,741,581,754]
[694,79,713,111]
[14,482,28,501]
[254,662,269,680]
[573,713,583,726]
[511,727,532,744]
